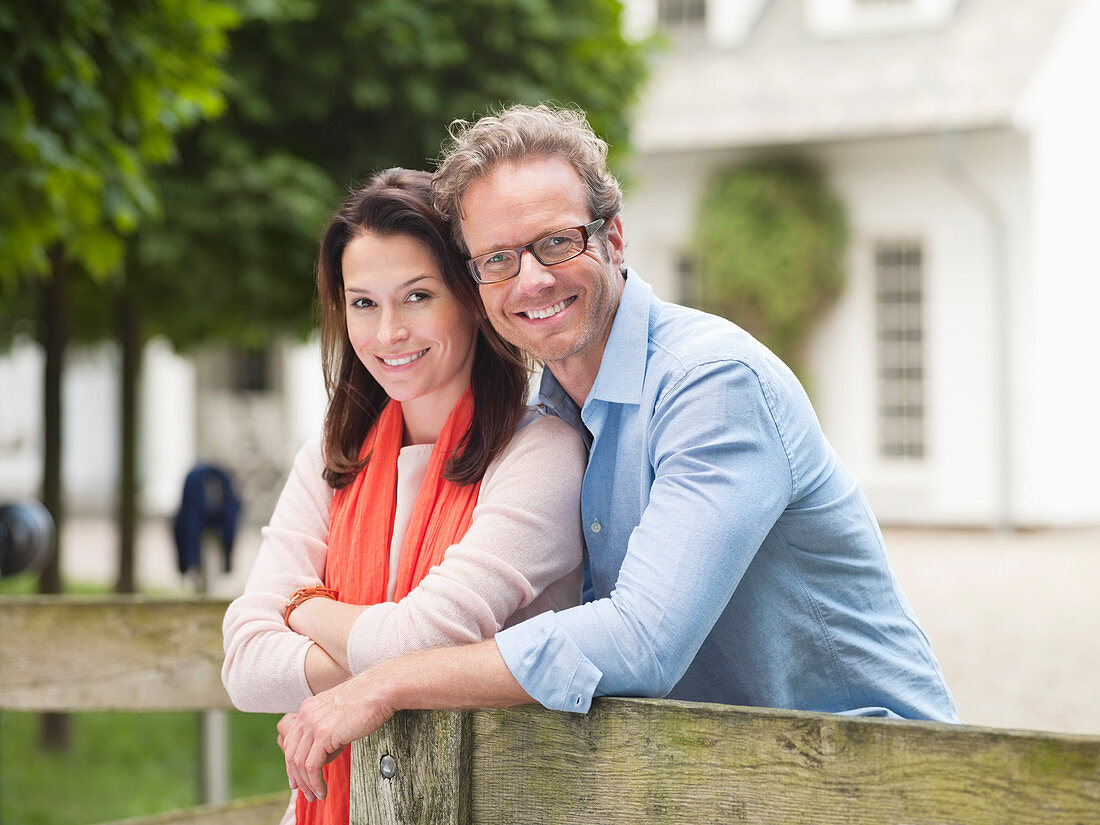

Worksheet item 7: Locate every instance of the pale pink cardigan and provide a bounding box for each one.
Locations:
[222,409,586,714]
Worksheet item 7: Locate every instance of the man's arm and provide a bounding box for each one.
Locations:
[495,360,795,711]
[278,640,531,801]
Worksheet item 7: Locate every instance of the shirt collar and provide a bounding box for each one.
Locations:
[534,268,652,431]
[585,268,651,406]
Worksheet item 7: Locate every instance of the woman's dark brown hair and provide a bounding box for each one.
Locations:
[316,168,529,488]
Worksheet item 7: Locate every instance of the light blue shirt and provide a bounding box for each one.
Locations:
[495,271,957,721]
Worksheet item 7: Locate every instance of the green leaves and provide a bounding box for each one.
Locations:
[0,0,240,283]
[129,0,650,351]
[2,0,650,349]
[132,139,338,349]
[693,160,848,380]
[213,0,648,184]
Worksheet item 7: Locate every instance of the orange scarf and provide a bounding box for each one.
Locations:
[297,389,480,825]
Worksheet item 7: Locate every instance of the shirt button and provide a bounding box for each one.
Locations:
[590,519,602,534]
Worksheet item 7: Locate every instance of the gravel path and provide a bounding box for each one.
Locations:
[886,526,1100,735]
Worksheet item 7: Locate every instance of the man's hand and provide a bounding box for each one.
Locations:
[277,672,396,801]
[277,640,531,801]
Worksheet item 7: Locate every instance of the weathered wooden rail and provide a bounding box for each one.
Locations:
[4,596,1100,825]
[0,596,287,825]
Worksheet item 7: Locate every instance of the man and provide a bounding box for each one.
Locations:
[279,105,956,801]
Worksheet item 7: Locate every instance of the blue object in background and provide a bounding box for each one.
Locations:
[173,464,242,575]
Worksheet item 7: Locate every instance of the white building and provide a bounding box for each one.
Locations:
[621,0,1100,526]
[2,0,1098,529]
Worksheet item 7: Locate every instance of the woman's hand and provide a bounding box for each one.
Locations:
[277,671,396,802]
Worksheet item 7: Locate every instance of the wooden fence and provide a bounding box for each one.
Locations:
[3,596,1100,825]
[0,596,287,825]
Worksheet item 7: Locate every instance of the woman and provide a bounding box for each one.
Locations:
[221,169,585,824]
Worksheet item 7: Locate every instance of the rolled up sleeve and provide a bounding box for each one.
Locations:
[496,611,604,711]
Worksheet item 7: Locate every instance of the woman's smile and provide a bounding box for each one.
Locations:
[379,348,429,368]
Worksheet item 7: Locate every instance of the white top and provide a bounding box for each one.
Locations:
[389,444,433,601]
[221,408,586,714]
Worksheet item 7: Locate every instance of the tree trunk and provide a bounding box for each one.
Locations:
[115,289,141,594]
[38,247,71,751]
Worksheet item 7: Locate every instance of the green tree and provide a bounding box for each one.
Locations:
[0,0,240,745]
[693,159,848,383]
[0,0,237,281]
[135,0,650,345]
[3,0,650,599]
[110,0,650,589]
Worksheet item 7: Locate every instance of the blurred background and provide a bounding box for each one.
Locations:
[2,0,1099,821]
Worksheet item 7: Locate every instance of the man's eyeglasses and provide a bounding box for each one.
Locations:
[466,218,606,285]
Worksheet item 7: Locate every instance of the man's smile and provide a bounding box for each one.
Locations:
[520,296,577,320]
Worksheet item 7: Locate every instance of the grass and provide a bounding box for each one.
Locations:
[0,709,289,824]
[0,576,290,824]
[0,573,109,597]
[1,572,50,595]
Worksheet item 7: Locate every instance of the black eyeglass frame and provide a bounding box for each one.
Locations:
[466,218,607,285]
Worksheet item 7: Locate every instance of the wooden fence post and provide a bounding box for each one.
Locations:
[350,710,470,825]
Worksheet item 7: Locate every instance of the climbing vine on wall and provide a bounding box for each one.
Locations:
[692,158,848,382]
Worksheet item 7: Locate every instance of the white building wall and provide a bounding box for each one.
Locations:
[1013,0,1100,524]
[284,337,327,450]
[62,345,119,512]
[0,335,323,521]
[621,149,728,303]
[805,0,964,38]
[141,339,196,516]
[812,130,1031,526]
[0,338,200,517]
[0,343,43,500]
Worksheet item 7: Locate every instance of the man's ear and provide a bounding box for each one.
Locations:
[604,214,626,270]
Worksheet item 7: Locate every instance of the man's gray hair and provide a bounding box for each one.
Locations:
[432,103,623,254]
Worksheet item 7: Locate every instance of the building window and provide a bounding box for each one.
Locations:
[657,0,706,28]
[875,241,924,459]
